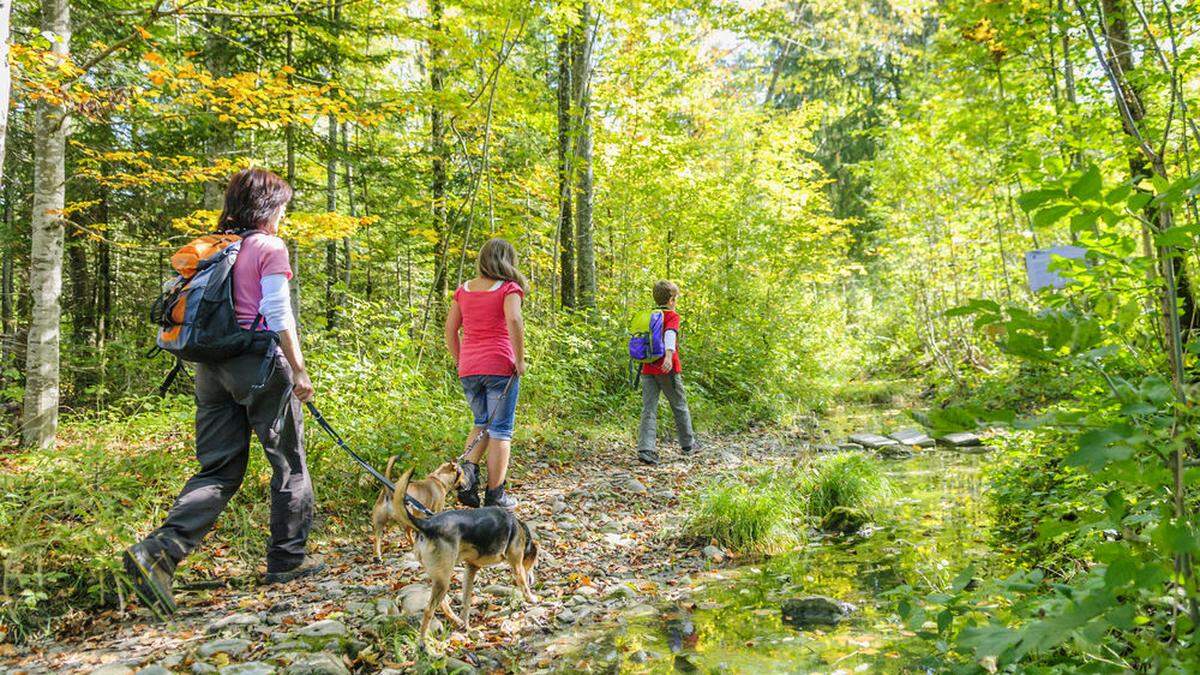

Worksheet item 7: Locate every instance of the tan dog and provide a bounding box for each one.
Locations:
[391,467,539,648]
[372,457,464,559]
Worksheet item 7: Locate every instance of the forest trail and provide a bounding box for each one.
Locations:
[3,433,803,674]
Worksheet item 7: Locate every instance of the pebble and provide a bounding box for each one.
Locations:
[375,598,399,616]
[444,658,477,674]
[198,638,252,659]
[551,499,568,514]
[136,667,172,675]
[574,585,599,597]
[703,545,726,563]
[557,609,577,623]
[719,451,742,466]
[282,652,349,675]
[605,583,639,601]
[294,620,347,640]
[191,664,218,675]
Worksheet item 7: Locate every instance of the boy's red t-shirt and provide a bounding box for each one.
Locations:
[453,280,525,377]
[642,309,682,375]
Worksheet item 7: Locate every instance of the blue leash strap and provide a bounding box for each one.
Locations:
[305,401,435,517]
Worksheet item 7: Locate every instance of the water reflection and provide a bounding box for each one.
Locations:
[546,451,999,673]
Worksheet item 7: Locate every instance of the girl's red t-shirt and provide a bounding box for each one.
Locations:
[454,280,524,377]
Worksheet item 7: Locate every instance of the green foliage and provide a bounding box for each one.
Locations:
[683,470,801,555]
[797,453,890,521]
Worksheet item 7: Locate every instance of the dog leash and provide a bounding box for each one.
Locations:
[305,401,435,517]
[456,374,518,462]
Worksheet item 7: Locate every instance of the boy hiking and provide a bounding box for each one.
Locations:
[636,280,695,465]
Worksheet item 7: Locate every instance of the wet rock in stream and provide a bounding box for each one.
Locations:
[781,596,856,628]
[820,506,871,535]
[889,428,935,448]
[936,431,982,448]
[847,433,898,450]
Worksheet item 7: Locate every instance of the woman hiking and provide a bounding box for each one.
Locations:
[445,238,528,509]
[124,168,322,617]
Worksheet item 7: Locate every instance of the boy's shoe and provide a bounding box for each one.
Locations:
[458,461,481,508]
[638,450,660,466]
[263,555,326,585]
[484,483,518,510]
[122,541,178,619]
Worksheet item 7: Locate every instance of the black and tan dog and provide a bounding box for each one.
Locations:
[392,467,539,647]
[372,457,465,559]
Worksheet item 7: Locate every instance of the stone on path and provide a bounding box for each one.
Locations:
[397,584,431,616]
[780,596,856,628]
[836,442,864,452]
[814,443,840,453]
[483,584,518,598]
[136,667,172,675]
[888,428,934,448]
[218,663,276,675]
[90,665,135,675]
[206,612,262,634]
[283,652,350,675]
[936,431,982,448]
[612,472,649,494]
[198,638,252,659]
[291,619,345,638]
[847,433,898,449]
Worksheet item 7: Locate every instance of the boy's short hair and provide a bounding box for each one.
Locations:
[653,280,679,306]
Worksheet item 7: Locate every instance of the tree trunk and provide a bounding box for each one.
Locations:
[2,179,13,338]
[572,2,596,310]
[203,15,233,210]
[22,0,70,449]
[430,0,449,301]
[556,28,575,309]
[1099,0,1198,336]
[66,222,91,345]
[325,114,339,331]
[96,196,110,347]
[0,0,12,187]
[285,28,300,324]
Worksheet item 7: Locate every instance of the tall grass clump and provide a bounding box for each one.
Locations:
[683,472,800,555]
[799,453,890,519]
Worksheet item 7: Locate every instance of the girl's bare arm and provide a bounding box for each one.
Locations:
[504,293,526,374]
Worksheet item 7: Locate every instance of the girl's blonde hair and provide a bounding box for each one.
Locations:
[477,238,529,293]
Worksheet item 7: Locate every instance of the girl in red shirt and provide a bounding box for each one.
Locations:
[445,238,528,509]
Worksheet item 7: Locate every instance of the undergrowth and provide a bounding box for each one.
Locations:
[798,453,891,520]
[682,471,800,555]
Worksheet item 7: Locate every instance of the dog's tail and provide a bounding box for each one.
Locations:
[392,468,432,536]
[383,455,400,483]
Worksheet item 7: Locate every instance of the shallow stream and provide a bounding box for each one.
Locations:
[541,450,999,673]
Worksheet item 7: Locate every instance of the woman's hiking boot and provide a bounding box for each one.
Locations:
[484,482,517,510]
[458,460,482,507]
[638,450,660,465]
[263,554,326,585]
[122,541,178,619]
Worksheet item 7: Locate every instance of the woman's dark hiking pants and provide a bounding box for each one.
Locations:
[142,352,313,574]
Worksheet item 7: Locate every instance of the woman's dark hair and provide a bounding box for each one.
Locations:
[218,168,293,233]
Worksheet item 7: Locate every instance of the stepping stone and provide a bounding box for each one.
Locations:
[814,444,840,453]
[837,442,864,452]
[781,596,856,628]
[888,428,934,448]
[878,445,914,460]
[847,433,898,449]
[936,432,982,448]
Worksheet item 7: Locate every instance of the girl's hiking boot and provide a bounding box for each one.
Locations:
[122,541,178,619]
[484,482,517,510]
[638,450,660,465]
[263,554,326,585]
[457,460,482,507]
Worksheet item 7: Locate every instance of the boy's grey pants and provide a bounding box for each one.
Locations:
[143,351,313,574]
[638,372,695,454]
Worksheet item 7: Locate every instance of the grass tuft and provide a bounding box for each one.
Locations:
[798,453,890,520]
[683,472,800,555]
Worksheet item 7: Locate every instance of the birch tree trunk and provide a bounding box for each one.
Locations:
[572,2,596,310]
[325,114,339,331]
[556,28,575,309]
[22,0,70,449]
[0,0,12,186]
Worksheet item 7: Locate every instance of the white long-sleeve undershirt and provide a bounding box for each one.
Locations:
[664,329,677,351]
[259,273,295,333]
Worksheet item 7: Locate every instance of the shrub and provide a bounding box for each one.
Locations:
[798,453,890,520]
[682,473,800,555]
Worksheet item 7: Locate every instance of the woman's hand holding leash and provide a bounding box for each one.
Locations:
[515,359,528,376]
[293,369,315,402]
